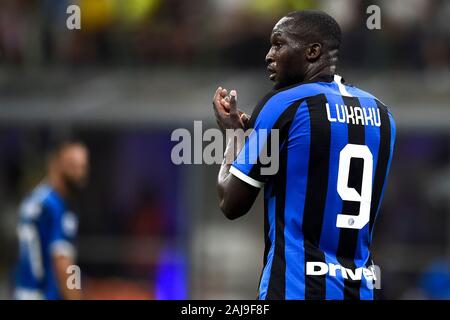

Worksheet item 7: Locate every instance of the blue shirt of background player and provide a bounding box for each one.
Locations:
[14,182,78,300]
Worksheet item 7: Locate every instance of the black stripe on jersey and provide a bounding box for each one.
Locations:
[336,96,366,300]
[369,101,392,236]
[249,91,278,128]
[265,99,306,300]
[266,145,288,299]
[302,94,330,300]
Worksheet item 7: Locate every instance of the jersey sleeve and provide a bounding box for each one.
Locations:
[43,200,76,258]
[230,90,306,188]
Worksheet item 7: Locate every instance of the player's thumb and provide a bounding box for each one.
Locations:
[229,90,237,112]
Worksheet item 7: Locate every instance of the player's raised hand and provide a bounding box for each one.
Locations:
[213,87,250,132]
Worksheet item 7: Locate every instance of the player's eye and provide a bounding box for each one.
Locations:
[272,43,282,50]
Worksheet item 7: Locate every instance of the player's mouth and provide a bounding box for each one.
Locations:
[267,65,277,81]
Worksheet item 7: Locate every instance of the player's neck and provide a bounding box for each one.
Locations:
[48,173,69,199]
[303,64,336,83]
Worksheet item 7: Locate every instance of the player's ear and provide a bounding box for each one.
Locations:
[306,43,322,61]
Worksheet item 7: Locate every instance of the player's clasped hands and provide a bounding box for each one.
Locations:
[212,87,250,132]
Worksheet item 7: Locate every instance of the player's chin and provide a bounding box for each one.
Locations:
[273,75,299,89]
[271,74,290,89]
[269,75,280,88]
[269,72,276,81]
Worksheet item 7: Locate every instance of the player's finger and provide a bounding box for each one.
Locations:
[214,101,226,118]
[213,87,222,105]
[213,87,227,114]
[229,90,237,113]
[240,112,251,129]
[220,98,230,110]
[240,112,250,122]
[220,88,228,97]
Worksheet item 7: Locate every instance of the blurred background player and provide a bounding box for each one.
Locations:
[14,141,89,300]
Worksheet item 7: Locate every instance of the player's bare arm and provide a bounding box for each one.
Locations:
[213,87,259,220]
[53,254,82,300]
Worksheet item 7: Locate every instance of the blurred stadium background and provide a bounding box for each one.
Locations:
[0,0,450,299]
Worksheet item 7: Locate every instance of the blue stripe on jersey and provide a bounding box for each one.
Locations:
[259,195,276,299]
[284,100,309,299]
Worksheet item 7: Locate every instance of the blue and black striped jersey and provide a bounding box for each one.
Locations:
[230,74,396,300]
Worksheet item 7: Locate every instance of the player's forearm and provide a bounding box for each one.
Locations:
[53,255,82,300]
[217,133,246,218]
[218,135,244,182]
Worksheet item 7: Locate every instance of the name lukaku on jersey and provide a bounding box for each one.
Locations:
[326,103,381,127]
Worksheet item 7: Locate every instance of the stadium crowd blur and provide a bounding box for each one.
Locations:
[0,0,449,299]
[0,0,449,70]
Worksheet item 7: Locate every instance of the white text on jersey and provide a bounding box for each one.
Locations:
[306,261,377,282]
[326,103,381,127]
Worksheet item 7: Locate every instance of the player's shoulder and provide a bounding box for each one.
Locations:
[250,80,327,125]
[34,183,64,216]
[259,80,328,107]
[345,83,394,115]
[19,183,54,220]
[346,84,378,103]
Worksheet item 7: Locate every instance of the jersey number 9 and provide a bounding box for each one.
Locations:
[336,144,373,230]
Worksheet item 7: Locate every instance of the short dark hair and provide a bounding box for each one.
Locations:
[286,10,342,51]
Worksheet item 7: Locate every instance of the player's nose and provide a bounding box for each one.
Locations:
[265,48,275,64]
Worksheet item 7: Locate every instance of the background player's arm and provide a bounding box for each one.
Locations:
[213,87,259,220]
[47,203,82,300]
[53,254,81,300]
